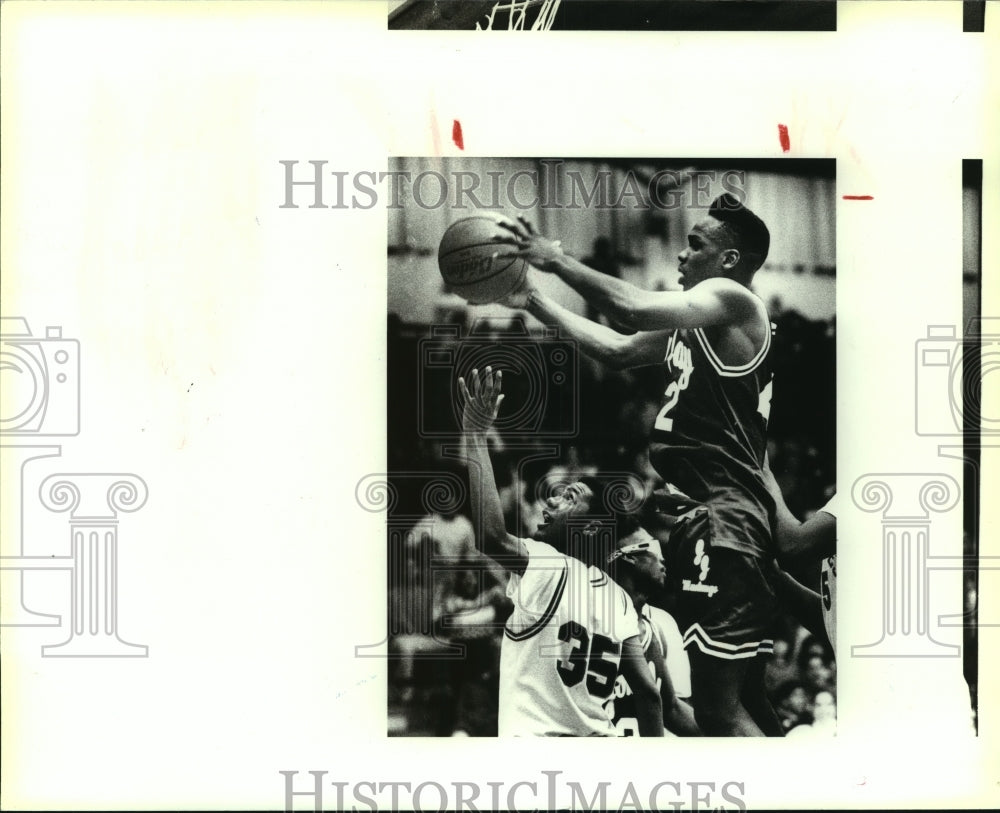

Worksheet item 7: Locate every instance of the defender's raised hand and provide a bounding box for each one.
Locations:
[459,366,505,433]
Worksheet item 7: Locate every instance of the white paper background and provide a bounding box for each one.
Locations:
[1,0,997,809]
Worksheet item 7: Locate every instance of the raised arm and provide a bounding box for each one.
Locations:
[501,217,759,332]
[460,367,529,576]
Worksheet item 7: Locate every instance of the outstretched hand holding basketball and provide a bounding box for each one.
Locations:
[496,215,565,272]
[459,367,504,433]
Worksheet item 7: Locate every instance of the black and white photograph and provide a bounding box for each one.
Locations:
[2,1,997,810]
[386,157,837,738]
[389,0,837,31]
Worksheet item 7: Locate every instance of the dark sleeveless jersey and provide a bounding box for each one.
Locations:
[648,321,777,559]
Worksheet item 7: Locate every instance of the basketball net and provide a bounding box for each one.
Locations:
[476,0,562,31]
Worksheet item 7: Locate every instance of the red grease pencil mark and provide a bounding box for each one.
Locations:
[777,124,790,153]
[452,119,464,150]
[843,195,874,200]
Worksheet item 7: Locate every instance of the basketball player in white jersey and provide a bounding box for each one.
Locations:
[601,522,701,736]
[460,366,664,736]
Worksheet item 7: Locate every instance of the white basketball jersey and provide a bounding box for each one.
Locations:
[607,604,691,737]
[498,540,639,737]
[648,605,692,701]
[818,494,839,651]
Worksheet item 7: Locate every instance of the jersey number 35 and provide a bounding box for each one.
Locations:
[556,621,621,699]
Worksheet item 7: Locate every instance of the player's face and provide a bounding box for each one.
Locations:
[533,481,594,543]
[641,547,667,589]
[623,532,666,590]
[676,217,731,291]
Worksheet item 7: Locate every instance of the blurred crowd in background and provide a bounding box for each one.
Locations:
[385,296,837,737]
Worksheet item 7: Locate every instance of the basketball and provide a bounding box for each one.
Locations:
[438,216,527,305]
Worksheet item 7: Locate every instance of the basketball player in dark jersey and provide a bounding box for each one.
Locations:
[494,194,781,736]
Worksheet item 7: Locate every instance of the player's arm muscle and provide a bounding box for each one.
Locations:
[772,566,828,646]
[783,511,836,562]
[618,636,665,737]
[550,258,750,331]
[526,290,671,370]
[650,638,701,736]
[463,432,527,576]
[763,457,836,562]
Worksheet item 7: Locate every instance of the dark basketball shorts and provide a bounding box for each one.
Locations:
[657,496,778,660]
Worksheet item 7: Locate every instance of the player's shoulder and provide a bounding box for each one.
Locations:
[694,287,770,370]
[603,571,635,615]
[694,278,770,343]
[583,564,629,601]
[644,604,681,640]
[696,276,766,312]
[601,573,640,641]
[520,539,568,571]
[644,603,676,627]
[508,539,570,604]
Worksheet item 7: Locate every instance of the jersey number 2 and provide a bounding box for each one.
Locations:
[654,380,683,433]
[556,621,620,699]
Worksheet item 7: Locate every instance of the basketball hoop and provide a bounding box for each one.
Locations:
[476,0,562,31]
